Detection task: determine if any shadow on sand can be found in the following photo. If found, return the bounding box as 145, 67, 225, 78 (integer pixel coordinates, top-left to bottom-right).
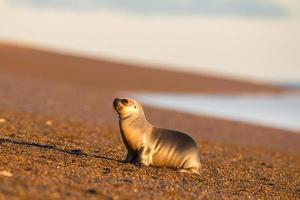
0, 138, 123, 163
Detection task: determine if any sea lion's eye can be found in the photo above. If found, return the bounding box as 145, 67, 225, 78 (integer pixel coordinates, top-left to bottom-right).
134, 106, 137, 109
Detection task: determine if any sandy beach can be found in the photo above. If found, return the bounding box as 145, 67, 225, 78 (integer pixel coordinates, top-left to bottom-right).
0, 42, 299, 199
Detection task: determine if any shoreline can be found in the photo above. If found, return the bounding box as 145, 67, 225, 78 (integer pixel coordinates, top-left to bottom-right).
0, 42, 299, 199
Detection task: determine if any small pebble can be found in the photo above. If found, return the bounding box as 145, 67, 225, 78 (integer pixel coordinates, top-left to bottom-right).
0, 118, 6, 123
102, 167, 111, 174
45, 120, 53, 126
0, 170, 12, 177
86, 189, 97, 194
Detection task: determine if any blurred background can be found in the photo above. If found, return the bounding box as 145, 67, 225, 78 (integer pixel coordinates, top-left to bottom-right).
0, 0, 299, 84
1, 2, 300, 198
0, 0, 300, 133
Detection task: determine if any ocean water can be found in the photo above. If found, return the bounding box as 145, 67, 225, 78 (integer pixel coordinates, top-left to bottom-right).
8, 0, 289, 17
132, 93, 300, 132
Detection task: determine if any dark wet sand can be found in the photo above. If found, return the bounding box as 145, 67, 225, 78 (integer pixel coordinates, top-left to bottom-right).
0, 42, 299, 199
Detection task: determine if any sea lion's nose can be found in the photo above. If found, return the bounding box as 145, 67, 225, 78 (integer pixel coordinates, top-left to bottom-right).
122, 99, 128, 104
113, 98, 121, 107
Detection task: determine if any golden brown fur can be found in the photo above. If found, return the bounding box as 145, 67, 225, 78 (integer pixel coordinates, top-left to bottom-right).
113, 98, 201, 175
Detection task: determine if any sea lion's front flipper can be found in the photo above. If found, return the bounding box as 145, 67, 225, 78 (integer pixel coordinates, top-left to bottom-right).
124, 151, 136, 163
136, 146, 152, 166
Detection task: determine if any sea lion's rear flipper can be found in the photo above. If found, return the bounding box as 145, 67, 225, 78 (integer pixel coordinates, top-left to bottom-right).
179, 167, 201, 175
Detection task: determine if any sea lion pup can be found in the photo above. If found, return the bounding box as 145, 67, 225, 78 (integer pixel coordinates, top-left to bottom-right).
113, 98, 201, 175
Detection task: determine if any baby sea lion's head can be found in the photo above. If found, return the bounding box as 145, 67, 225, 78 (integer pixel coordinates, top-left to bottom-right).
113, 98, 143, 119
